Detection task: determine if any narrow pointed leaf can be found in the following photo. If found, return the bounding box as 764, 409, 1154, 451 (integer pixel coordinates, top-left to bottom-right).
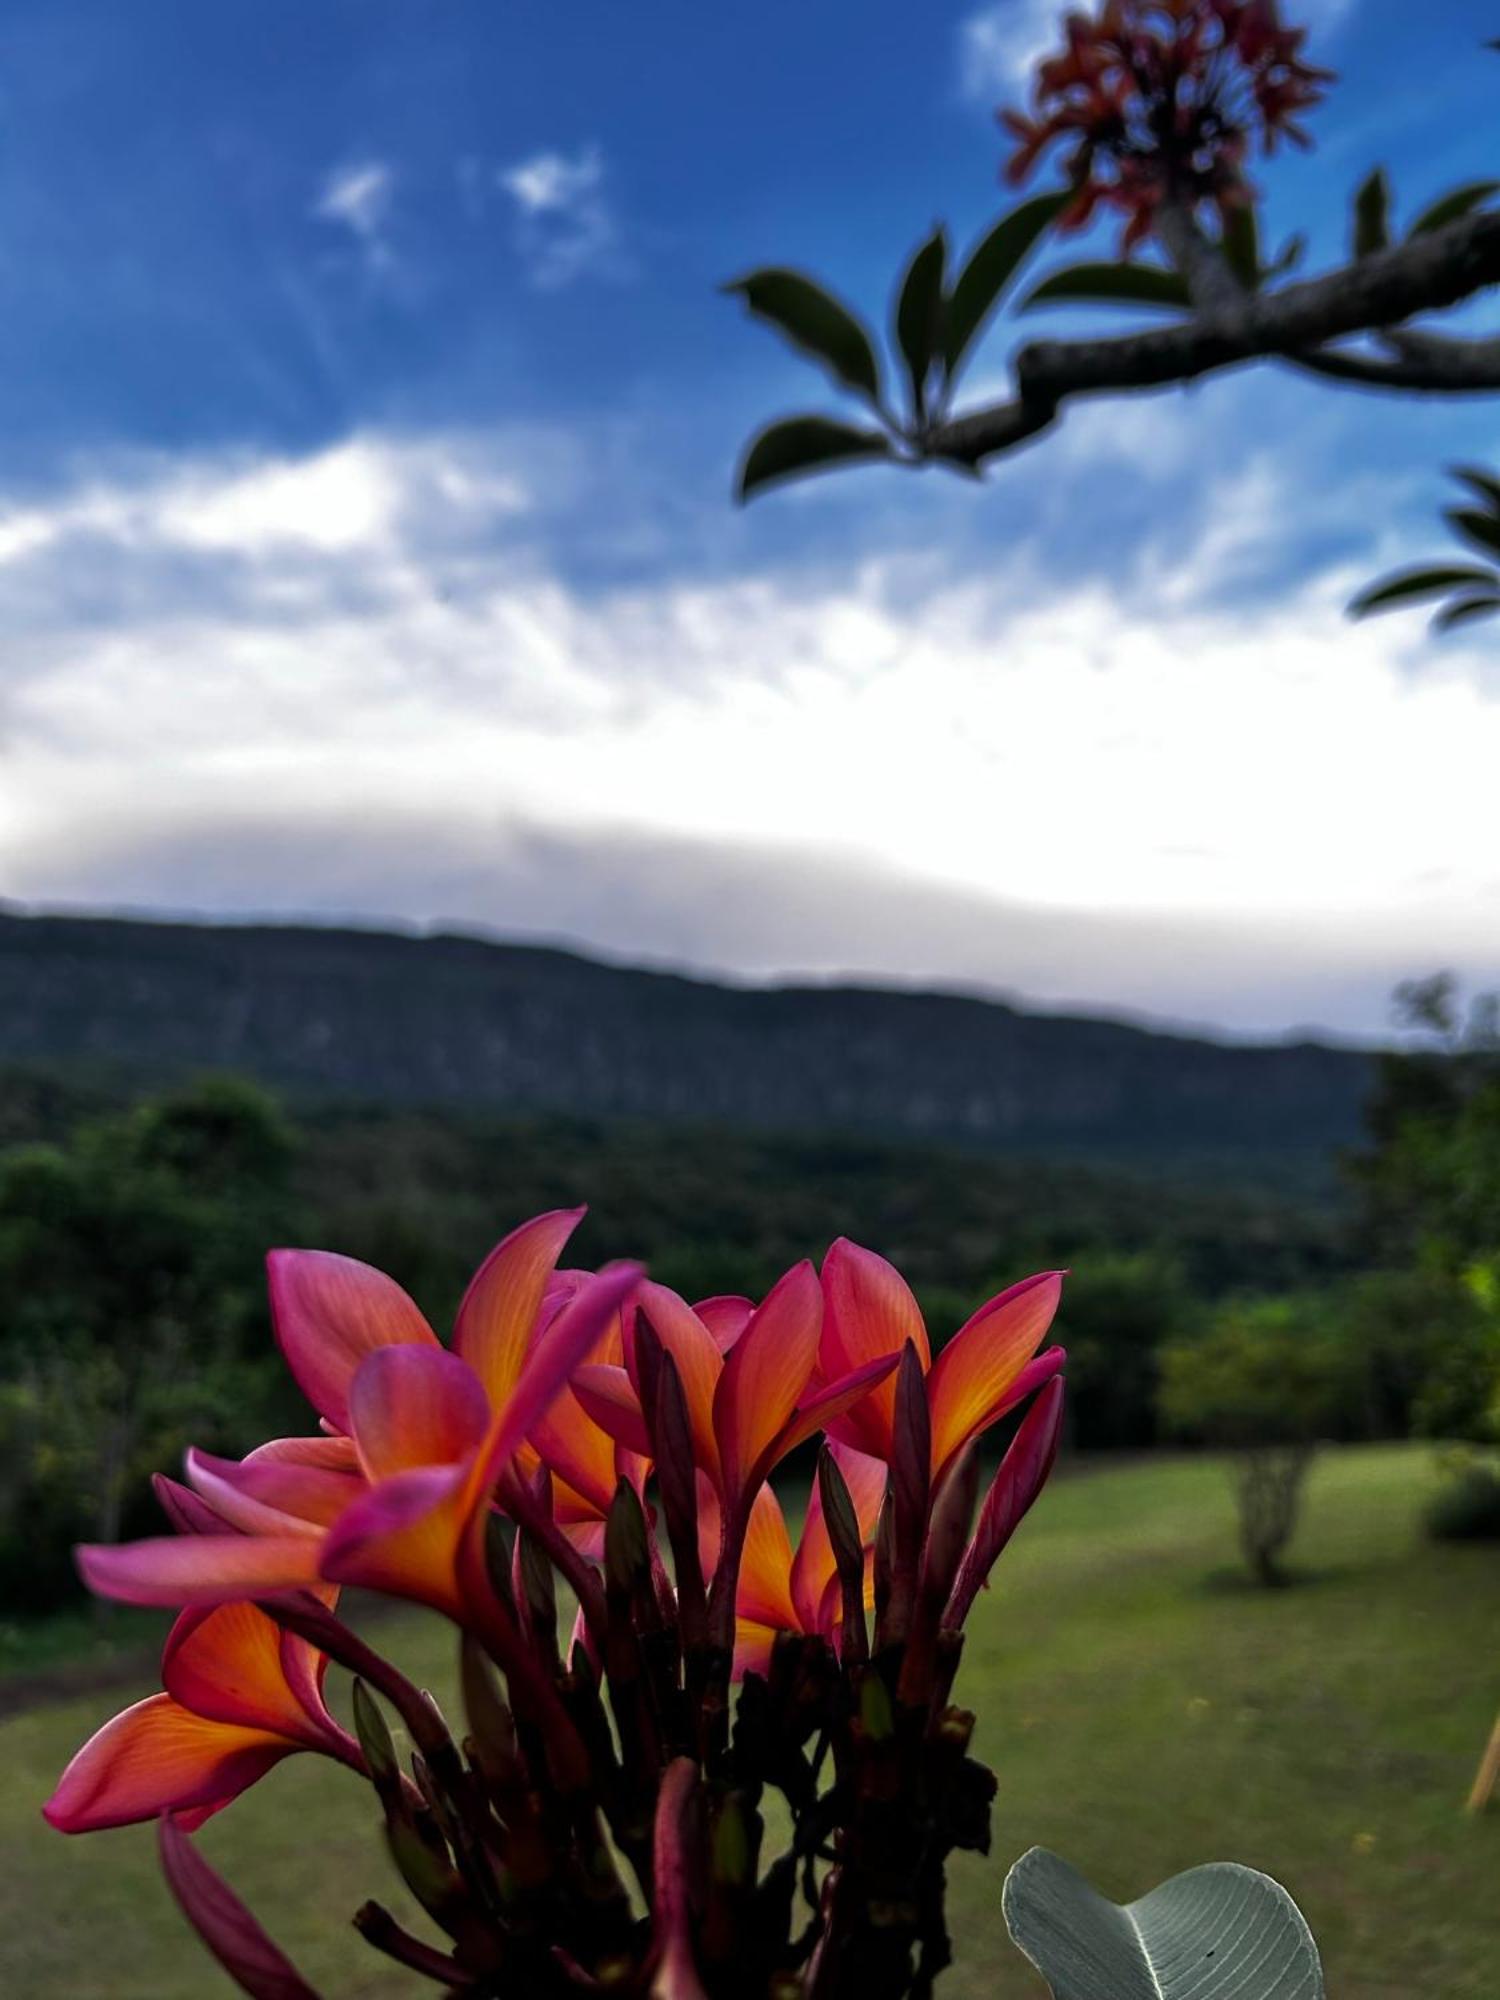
1352, 168, 1390, 259
1019, 262, 1191, 313
944, 190, 1071, 377
1002, 1846, 1324, 2000
350, 1680, 399, 1791
1349, 565, 1497, 616
1451, 464, 1500, 512
1409, 180, 1500, 237
1265, 232, 1306, 280
1220, 206, 1261, 291
1445, 506, 1500, 559
1433, 593, 1500, 631
895, 224, 947, 419
736, 415, 892, 501
723, 267, 883, 404
459, 1635, 521, 1787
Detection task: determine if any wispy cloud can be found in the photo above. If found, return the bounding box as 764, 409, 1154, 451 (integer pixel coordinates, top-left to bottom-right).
0, 437, 527, 576
958, 0, 1060, 101
498, 143, 630, 289
0, 425, 1496, 1038
314, 159, 398, 273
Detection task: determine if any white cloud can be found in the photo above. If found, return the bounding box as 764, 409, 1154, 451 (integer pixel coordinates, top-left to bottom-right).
0, 437, 528, 577
502, 148, 600, 219
0, 425, 1496, 1039
498, 144, 629, 289
314, 160, 397, 272
959, 0, 1065, 100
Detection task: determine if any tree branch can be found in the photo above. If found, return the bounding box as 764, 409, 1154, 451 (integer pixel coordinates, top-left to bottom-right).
1284, 341, 1500, 391
929, 208, 1500, 467
1152, 198, 1247, 321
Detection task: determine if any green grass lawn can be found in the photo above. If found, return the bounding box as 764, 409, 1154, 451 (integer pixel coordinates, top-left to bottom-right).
3, 1445, 1497, 1997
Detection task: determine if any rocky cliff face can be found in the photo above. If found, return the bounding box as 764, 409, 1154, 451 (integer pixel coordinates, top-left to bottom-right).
0, 909, 1372, 1164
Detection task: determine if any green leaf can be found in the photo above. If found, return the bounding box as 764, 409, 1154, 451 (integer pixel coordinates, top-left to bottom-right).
1353, 168, 1391, 259
1002, 1847, 1325, 2000
735, 416, 892, 502
1450, 463, 1500, 513
351, 1680, 400, 1792
1409, 180, 1500, 237
723, 268, 883, 407
943, 190, 1072, 379
1266, 232, 1306, 280
1220, 205, 1261, 291
1446, 506, 1500, 559
1019, 261, 1192, 313
1349, 565, 1499, 616
895, 225, 948, 422
1433, 593, 1500, 632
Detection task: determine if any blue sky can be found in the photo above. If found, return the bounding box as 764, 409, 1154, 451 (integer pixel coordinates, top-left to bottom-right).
1, 0, 1498, 1038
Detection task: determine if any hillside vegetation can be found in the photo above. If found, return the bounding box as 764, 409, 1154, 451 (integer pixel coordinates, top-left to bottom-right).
0, 909, 1371, 1169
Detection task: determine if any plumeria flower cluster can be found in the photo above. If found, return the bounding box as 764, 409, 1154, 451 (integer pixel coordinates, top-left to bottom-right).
1003, 0, 1333, 249
46, 1209, 1066, 2000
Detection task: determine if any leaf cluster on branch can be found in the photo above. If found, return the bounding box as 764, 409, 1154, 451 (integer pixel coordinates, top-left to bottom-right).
724, 3, 1500, 635
728, 180, 1500, 497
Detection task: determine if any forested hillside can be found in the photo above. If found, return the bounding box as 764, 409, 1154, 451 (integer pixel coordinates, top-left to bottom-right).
0, 909, 1373, 1170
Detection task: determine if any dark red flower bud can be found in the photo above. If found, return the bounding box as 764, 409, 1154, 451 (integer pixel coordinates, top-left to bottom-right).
945, 1376, 1066, 1631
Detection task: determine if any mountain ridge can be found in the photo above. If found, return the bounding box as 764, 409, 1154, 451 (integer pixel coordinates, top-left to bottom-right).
0, 907, 1376, 1166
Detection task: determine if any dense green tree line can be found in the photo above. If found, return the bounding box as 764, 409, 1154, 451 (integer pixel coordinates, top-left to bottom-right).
0, 1010, 1494, 1611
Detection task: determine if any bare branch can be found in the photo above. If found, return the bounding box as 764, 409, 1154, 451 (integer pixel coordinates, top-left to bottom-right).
1152, 199, 1247, 321
929, 208, 1500, 467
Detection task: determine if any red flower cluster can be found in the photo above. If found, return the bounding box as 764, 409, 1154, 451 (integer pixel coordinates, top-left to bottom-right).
1002, 1, 1334, 249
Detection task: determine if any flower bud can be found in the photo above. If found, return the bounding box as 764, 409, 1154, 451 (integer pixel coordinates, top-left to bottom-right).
351, 1679, 400, 1801
817, 1442, 870, 1663
605, 1477, 651, 1602
946, 1376, 1065, 1631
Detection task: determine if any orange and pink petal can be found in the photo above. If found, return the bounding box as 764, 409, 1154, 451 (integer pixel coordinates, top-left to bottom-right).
713, 1260, 821, 1502
159, 1816, 323, 1998
43, 1695, 294, 1833
736, 1484, 799, 1632
347, 1345, 489, 1482
268, 1248, 438, 1433
819, 1239, 931, 1458
452, 1207, 585, 1411
78, 1533, 323, 1609
926, 1271, 1064, 1477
